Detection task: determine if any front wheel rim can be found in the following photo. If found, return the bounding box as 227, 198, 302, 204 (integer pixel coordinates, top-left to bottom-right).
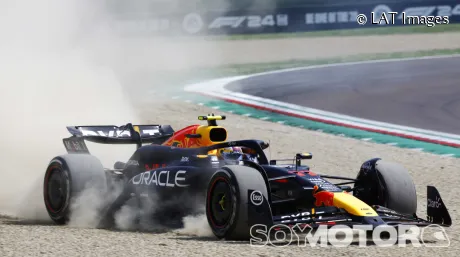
208, 177, 233, 229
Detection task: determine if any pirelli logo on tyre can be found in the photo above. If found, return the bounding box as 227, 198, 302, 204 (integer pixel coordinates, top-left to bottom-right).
249, 190, 264, 206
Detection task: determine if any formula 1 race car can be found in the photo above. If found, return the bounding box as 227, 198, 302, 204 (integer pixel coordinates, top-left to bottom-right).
43, 114, 452, 240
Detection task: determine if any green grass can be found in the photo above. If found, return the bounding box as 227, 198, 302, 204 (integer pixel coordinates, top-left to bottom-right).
197, 48, 460, 74
206, 23, 460, 41
146, 48, 460, 93
132, 47, 460, 99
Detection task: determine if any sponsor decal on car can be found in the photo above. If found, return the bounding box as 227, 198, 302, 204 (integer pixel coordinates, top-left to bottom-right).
250, 190, 264, 205
313, 185, 335, 207
80, 128, 159, 137
280, 211, 312, 223
428, 196, 442, 208
132, 170, 189, 187
126, 160, 139, 166
361, 161, 372, 171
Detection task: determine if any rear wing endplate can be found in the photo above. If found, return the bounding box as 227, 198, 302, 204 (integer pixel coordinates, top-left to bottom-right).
63, 123, 174, 154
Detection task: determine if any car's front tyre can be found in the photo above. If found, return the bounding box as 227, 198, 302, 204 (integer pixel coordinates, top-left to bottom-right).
354, 159, 417, 215
206, 165, 272, 240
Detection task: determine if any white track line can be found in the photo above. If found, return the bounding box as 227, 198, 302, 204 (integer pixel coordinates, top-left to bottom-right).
184, 55, 460, 147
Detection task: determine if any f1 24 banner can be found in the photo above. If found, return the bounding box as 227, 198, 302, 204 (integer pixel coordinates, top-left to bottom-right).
110, 1, 460, 35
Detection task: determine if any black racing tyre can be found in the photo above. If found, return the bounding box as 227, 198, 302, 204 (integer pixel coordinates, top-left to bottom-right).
206, 165, 271, 240
355, 159, 417, 215
43, 154, 107, 224
374, 160, 417, 215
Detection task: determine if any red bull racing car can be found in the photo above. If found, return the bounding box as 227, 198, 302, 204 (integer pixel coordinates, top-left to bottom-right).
43, 114, 452, 240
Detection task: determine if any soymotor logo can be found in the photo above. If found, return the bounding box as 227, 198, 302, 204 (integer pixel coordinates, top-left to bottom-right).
250, 224, 450, 247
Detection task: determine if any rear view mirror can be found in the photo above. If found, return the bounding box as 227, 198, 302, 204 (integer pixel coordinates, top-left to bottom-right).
295, 152, 312, 168
296, 153, 313, 160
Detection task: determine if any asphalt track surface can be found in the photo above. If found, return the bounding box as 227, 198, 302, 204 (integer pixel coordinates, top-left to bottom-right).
226, 56, 460, 135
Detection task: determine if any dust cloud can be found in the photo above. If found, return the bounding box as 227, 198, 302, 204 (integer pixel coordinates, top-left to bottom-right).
0, 0, 140, 220
175, 213, 215, 238
0, 0, 215, 221
0, 0, 276, 238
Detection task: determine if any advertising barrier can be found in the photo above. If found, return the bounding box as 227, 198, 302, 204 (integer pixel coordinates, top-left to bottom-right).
110, 1, 460, 35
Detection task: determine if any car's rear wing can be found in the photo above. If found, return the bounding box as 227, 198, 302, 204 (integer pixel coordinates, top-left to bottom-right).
63, 123, 174, 154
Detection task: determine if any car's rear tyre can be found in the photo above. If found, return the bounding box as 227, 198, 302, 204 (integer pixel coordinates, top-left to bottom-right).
206, 165, 272, 240
354, 159, 417, 215
43, 154, 107, 224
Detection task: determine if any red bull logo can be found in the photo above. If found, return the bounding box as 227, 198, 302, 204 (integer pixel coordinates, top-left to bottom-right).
313, 185, 335, 207
162, 125, 202, 148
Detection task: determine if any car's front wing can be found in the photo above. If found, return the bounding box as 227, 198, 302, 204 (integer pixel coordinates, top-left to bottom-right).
270, 205, 448, 231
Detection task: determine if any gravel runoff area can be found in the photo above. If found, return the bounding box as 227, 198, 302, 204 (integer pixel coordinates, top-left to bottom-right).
2, 33, 460, 256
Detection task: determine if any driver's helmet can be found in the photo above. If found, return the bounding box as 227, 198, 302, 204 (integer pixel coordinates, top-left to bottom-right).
218, 147, 258, 163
